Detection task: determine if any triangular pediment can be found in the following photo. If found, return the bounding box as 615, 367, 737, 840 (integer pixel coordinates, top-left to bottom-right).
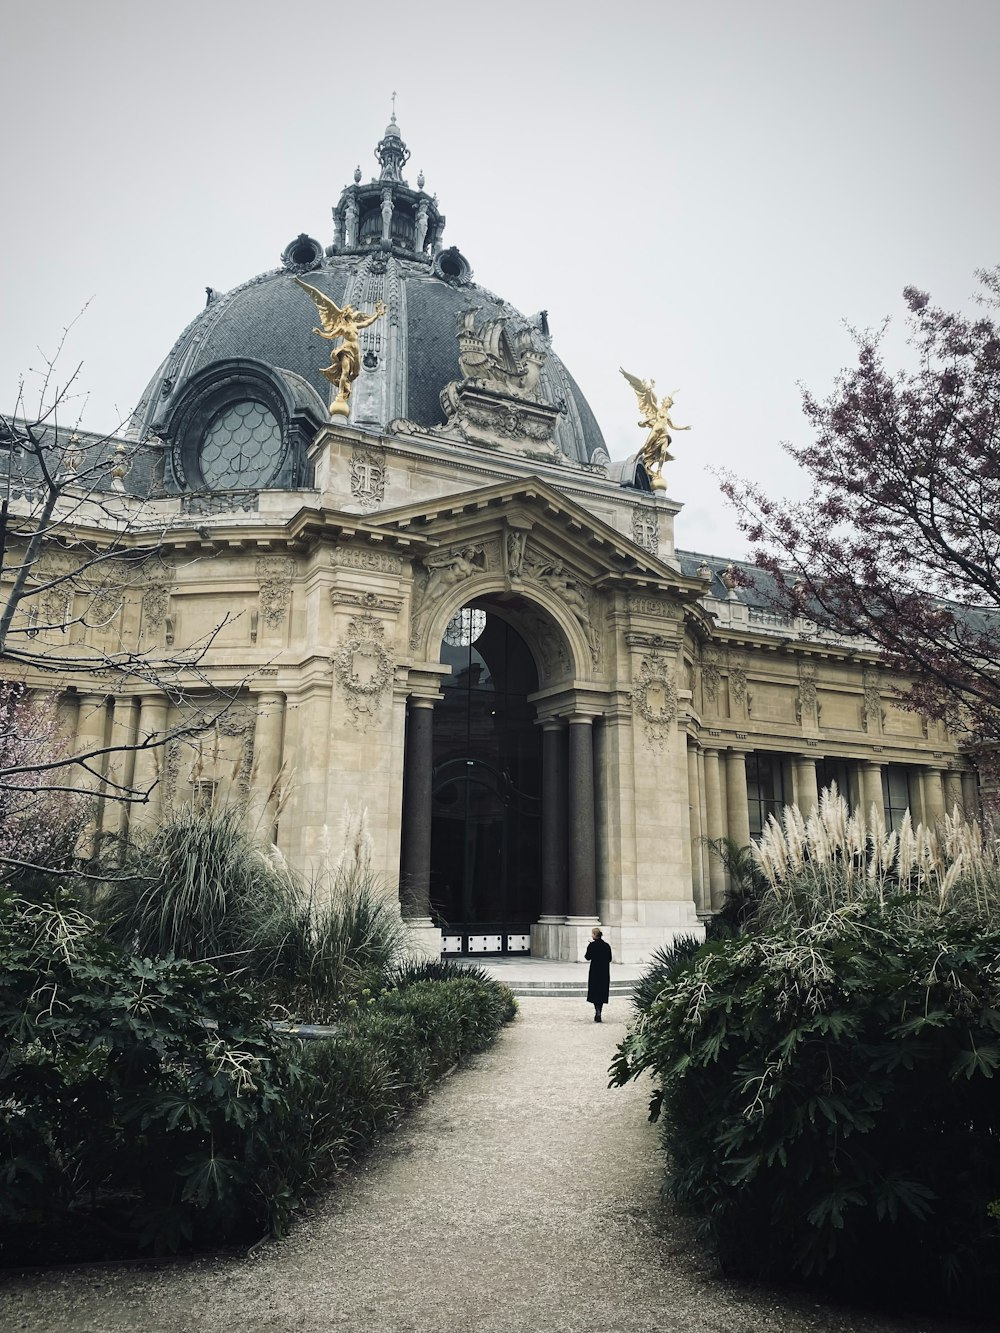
367, 475, 701, 595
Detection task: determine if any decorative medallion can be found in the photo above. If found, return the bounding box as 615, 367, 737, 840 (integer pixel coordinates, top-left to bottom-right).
631, 655, 679, 748
349, 445, 386, 511
332, 613, 394, 731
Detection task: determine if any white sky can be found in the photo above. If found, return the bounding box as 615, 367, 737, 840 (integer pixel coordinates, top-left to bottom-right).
2, 0, 998, 557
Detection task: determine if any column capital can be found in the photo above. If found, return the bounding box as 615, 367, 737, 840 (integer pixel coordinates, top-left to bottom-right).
408, 694, 439, 711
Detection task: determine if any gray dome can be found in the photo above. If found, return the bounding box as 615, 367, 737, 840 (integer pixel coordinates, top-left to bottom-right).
134, 119, 607, 476
135, 254, 607, 466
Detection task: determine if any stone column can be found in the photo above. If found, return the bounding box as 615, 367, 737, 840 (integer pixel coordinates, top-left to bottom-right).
703, 747, 726, 910
73, 693, 108, 858
859, 760, 884, 821
567, 715, 598, 921
130, 693, 169, 833
944, 769, 964, 816
793, 754, 819, 816
248, 691, 285, 843
399, 698, 435, 922
102, 696, 137, 854
961, 772, 980, 819
923, 767, 946, 826
725, 748, 752, 850
539, 719, 567, 920
686, 743, 706, 914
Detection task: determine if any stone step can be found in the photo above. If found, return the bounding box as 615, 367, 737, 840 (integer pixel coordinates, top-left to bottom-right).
505, 981, 636, 999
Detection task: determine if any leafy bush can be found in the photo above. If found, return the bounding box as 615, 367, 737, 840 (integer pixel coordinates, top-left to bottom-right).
1, 890, 516, 1265
612, 898, 1000, 1312
291, 975, 515, 1193
0, 890, 309, 1263
631, 934, 703, 1015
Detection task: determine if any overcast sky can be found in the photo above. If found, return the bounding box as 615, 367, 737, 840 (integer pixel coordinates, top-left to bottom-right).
2, 0, 998, 557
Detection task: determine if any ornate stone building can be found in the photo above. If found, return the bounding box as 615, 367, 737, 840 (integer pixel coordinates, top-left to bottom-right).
4, 116, 976, 961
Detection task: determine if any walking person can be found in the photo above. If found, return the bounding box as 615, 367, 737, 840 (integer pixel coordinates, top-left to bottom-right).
585, 926, 612, 1022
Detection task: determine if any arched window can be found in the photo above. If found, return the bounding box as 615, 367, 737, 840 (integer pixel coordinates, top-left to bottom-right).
199, 400, 283, 489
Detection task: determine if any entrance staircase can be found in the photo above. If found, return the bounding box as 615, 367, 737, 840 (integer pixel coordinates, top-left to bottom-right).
481, 958, 642, 1000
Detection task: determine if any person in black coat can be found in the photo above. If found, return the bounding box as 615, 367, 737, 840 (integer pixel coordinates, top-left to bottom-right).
585, 926, 612, 1022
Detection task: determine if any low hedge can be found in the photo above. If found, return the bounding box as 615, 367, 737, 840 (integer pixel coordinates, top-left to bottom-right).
0, 892, 516, 1264
612, 901, 1000, 1314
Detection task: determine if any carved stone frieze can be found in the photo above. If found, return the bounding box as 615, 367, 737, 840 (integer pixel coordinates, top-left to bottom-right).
349, 444, 386, 512
332, 613, 394, 732
522, 551, 601, 671
522, 610, 571, 682
630, 508, 660, 556
256, 557, 294, 628
630, 654, 679, 748
504, 524, 530, 582
410, 544, 487, 651
332, 546, 402, 574
628, 596, 681, 621
330, 588, 403, 613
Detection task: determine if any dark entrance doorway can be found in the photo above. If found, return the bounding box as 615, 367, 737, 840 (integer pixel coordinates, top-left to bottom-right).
431, 605, 541, 954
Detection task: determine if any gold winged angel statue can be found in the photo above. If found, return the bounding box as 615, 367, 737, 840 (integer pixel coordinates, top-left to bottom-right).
295, 277, 387, 417
620, 368, 690, 491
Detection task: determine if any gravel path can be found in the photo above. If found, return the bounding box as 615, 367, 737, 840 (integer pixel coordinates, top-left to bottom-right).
0, 998, 986, 1333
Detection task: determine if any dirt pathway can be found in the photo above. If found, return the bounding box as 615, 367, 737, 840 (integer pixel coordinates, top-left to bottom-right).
0, 998, 984, 1332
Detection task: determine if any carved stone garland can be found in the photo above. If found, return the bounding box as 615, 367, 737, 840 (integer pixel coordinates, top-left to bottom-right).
701, 647, 721, 704
256, 557, 294, 629
728, 651, 748, 707
333, 613, 394, 732
796, 661, 818, 724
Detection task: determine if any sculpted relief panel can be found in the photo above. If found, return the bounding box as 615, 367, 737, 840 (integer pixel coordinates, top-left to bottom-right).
630, 653, 679, 749
333, 613, 394, 732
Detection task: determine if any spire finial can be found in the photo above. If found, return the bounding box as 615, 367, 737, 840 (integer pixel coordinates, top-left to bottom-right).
391, 90, 397, 123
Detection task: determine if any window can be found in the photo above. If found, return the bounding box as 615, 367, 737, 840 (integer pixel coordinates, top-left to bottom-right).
746, 752, 787, 838
881, 765, 913, 831
199, 400, 283, 489
815, 759, 853, 810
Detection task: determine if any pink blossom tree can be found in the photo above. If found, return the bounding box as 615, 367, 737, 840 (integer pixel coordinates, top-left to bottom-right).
721, 268, 1000, 759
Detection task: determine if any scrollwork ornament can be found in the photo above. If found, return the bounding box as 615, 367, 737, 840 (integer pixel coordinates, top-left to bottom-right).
701, 647, 721, 703
797, 661, 818, 723
728, 652, 748, 706
256, 557, 294, 628
630, 656, 679, 748
332, 613, 394, 732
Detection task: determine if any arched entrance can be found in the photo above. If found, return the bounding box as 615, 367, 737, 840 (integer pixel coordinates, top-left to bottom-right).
431, 605, 541, 953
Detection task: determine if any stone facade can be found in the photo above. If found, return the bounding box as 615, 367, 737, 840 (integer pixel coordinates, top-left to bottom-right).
1, 117, 976, 964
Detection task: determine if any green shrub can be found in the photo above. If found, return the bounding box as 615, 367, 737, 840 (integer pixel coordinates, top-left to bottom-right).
612, 898, 1000, 1311
294, 975, 514, 1191
99, 809, 408, 1020
99, 804, 300, 970
0, 890, 309, 1263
